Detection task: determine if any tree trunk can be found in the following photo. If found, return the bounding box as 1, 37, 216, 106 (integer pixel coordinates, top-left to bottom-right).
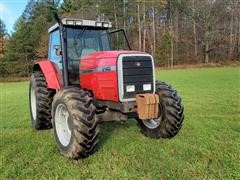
113, 2, 118, 29
137, 3, 141, 51
229, 1, 234, 60
192, 0, 198, 58
152, 7, 156, 57
238, 8, 240, 57
151, 40, 154, 56
235, 1, 240, 59
171, 33, 174, 67
143, 1, 146, 52
193, 21, 197, 57
175, 9, 179, 63
113, 2, 119, 44
205, 31, 209, 63
170, 8, 174, 68
167, 57, 170, 68
123, 0, 126, 31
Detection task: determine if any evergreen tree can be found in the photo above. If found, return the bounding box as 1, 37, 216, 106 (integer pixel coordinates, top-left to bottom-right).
0, 19, 8, 38
3, 0, 60, 76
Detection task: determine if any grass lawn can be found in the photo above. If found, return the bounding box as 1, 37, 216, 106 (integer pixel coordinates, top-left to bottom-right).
1, 67, 240, 179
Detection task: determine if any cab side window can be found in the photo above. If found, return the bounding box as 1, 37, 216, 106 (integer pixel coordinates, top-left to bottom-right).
49, 30, 62, 69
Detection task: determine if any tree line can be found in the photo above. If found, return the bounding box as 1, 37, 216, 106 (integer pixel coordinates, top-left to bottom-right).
0, 0, 239, 77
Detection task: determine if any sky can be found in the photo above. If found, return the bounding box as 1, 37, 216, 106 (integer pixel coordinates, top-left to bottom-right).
0, 0, 28, 34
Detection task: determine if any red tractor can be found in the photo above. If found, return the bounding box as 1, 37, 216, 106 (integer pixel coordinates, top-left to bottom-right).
29, 15, 184, 159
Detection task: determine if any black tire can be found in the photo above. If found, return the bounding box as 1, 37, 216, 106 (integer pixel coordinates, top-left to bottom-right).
137, 80, 184, 138
29, 71, 55, 130
51, 87, 99, 159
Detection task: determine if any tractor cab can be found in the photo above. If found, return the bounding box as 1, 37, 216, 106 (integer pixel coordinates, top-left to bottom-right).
48, 18, 130, 85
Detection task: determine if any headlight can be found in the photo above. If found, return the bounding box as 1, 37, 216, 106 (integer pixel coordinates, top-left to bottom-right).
143, 84, 151, 91
126, 85, 135, 92
66, 20, 74, 25
75, 20, 82, 25
95, 22, 102, 27
103, 22, 109, 27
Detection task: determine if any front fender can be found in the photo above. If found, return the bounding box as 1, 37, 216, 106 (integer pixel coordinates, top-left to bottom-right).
33, 60, 63, 90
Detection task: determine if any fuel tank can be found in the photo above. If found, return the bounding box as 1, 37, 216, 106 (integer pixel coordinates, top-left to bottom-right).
80, 50, 144, 102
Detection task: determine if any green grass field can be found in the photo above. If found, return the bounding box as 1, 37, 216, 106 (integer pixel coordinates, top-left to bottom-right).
1, 67, 240, 179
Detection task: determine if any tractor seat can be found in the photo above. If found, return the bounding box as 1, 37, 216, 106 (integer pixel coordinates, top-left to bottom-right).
81, 48, 96, 57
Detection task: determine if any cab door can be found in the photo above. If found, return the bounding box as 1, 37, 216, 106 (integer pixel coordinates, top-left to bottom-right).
48, 29, 63, 70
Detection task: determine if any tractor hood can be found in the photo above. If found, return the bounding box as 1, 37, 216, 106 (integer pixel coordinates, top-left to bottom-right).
80, 50, 146, 71
80, 50, 154, 102
81, 50, 145, 60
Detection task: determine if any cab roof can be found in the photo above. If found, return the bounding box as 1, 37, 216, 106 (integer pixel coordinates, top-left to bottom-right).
48, 18, 112, 33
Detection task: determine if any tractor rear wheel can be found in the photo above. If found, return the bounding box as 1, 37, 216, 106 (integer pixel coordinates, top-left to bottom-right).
136, 80, 184, 138
52, 87, 99, 159
29, 71, 55, 130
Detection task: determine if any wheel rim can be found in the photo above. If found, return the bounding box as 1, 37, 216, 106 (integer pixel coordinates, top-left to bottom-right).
30, 85, 37, 121
142, 105, 163, 129
142, 119, 162, 129
55, 104, 72, 147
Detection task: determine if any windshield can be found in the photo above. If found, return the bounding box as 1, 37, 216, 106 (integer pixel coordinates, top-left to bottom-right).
66, 27, 111, 59
66, 27, 111, 85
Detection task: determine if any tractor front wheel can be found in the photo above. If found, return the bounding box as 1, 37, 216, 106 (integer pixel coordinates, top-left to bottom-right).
136, 81, 184, 138
52, 87, 99, 159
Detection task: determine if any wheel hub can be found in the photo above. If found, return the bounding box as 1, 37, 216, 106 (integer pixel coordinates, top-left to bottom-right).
142, 104, 163, 129
55, 104, 72, 146
142, 119, 161, 129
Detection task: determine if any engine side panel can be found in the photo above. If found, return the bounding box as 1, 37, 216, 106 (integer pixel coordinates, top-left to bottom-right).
34, 60, 63, 90
80, 56, 118, 102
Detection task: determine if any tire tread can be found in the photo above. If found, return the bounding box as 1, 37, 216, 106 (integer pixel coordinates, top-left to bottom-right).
30, 71, 55, 130
52, 87, 99, 159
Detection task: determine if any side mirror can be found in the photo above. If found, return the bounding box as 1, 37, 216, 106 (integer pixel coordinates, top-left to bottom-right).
53, 45, 62, 56
53, 45, 61, 50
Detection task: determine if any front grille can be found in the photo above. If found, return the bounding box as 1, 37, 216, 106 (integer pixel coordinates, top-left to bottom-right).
120, 55, 154, 100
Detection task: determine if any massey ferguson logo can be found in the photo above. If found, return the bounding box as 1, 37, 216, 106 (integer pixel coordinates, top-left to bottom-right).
136, 62, 141, 67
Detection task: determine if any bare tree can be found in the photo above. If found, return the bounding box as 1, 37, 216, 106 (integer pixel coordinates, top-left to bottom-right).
137, 2, 141, 51
238, 5, 240, 57
229, 0, 234, 59
113, 1, 118, 29
143, 1, 146, 52
123, 0, 126, 31
192, 0, 198, 58
152, 6, 156, 57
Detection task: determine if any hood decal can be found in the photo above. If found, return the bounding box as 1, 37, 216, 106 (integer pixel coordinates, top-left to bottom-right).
80, 66, 116, 74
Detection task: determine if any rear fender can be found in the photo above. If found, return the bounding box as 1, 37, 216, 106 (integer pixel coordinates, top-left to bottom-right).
33, 60, 63, 90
